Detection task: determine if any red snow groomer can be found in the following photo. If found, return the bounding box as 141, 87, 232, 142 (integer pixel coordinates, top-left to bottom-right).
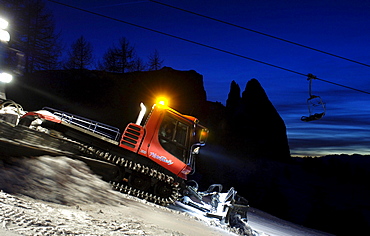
18, 98, 208, 205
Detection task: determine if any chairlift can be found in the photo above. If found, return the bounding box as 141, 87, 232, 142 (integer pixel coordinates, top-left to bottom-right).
301, 74, 326, 122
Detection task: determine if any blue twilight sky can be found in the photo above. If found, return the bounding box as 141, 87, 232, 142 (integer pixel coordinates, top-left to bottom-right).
44, 0, 370, 156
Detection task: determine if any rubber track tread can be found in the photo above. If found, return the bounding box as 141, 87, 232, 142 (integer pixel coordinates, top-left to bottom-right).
81, 145, 181, 205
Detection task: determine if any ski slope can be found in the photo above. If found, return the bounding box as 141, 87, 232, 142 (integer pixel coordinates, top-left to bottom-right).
0, 155, 333, 236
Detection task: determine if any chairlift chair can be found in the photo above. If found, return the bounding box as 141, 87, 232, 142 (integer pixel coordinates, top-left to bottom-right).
301, 74, 326, 122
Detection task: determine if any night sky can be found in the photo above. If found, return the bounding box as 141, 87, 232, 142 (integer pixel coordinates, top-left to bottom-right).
44, 0, 370, 156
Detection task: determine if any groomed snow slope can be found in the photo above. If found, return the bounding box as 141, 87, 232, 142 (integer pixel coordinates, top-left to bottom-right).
0, 156, 332, 236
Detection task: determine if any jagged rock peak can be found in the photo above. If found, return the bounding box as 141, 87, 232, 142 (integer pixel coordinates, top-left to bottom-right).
226, 80, 241, 110
225, 78, 291, 160
242, 78, 269, 103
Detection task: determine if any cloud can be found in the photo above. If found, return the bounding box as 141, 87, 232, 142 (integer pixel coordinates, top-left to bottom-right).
275, 80, 370, 156
288, 123, 370, 156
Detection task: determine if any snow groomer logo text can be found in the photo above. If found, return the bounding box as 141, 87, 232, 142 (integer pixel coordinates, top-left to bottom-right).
149, 152, 174, 165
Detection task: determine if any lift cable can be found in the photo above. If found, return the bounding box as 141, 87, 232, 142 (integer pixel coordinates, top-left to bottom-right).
47, 0, 370, 95
149, 0, 370, 68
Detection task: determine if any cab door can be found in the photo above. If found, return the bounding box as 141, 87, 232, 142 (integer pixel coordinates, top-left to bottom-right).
146, 111, 191, 175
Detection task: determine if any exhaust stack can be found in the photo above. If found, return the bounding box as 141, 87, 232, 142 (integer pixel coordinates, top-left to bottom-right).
135, 102, 147, 125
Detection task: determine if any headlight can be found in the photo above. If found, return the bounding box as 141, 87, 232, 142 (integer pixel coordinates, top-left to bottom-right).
0, 72, 12, 83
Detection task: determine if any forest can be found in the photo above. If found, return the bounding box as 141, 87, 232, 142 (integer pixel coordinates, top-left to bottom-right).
0, 0, 164, 75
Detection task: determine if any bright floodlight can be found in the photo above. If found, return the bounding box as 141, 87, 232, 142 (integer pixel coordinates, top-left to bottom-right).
0, 18, 9, 42
0, 18, 8, 29
0, 29, 10, 42
0, 72, 13, 83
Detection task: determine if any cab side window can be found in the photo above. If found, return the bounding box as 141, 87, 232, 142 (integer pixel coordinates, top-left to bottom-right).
174, 122, 188, 146
159, 114, 189, 161
160, 116, 176, 141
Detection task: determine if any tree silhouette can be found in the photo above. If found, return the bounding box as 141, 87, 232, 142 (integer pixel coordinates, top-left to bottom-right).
64, 36, 93, 70
1, 0, 61, 73
100, 37, 136, 73
132, 56, 146, 71
147, 49, 164, 71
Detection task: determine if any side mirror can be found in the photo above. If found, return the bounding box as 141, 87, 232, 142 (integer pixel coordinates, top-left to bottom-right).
199, 128, 209, 144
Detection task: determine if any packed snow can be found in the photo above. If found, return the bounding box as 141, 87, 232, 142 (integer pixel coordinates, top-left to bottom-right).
0, 155, 332, 236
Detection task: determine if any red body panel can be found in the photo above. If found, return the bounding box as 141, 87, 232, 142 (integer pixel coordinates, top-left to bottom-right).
119, 123, 145, 153
130, 105, 191, 179
22, 111, 62, 123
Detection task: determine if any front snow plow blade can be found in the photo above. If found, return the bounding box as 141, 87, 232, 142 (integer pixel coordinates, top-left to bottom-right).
179, 181, 249, 228
224, 196, 249, 225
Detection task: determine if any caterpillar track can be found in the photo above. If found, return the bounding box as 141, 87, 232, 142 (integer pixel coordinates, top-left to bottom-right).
79, 144, 182, 206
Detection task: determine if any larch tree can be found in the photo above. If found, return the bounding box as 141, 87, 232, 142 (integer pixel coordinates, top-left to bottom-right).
132, 56, 146, 72
65, 36, 94, 70
0, 0, 61, 73
100, 37, 136, 73
147, 49, 164, 71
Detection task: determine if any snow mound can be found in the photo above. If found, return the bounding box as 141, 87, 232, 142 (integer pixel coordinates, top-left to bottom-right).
0, 155, 124, 205
0, 191, 147, 236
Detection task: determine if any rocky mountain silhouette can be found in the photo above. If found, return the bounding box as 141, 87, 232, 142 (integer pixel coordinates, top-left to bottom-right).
225, 79, 290, 160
